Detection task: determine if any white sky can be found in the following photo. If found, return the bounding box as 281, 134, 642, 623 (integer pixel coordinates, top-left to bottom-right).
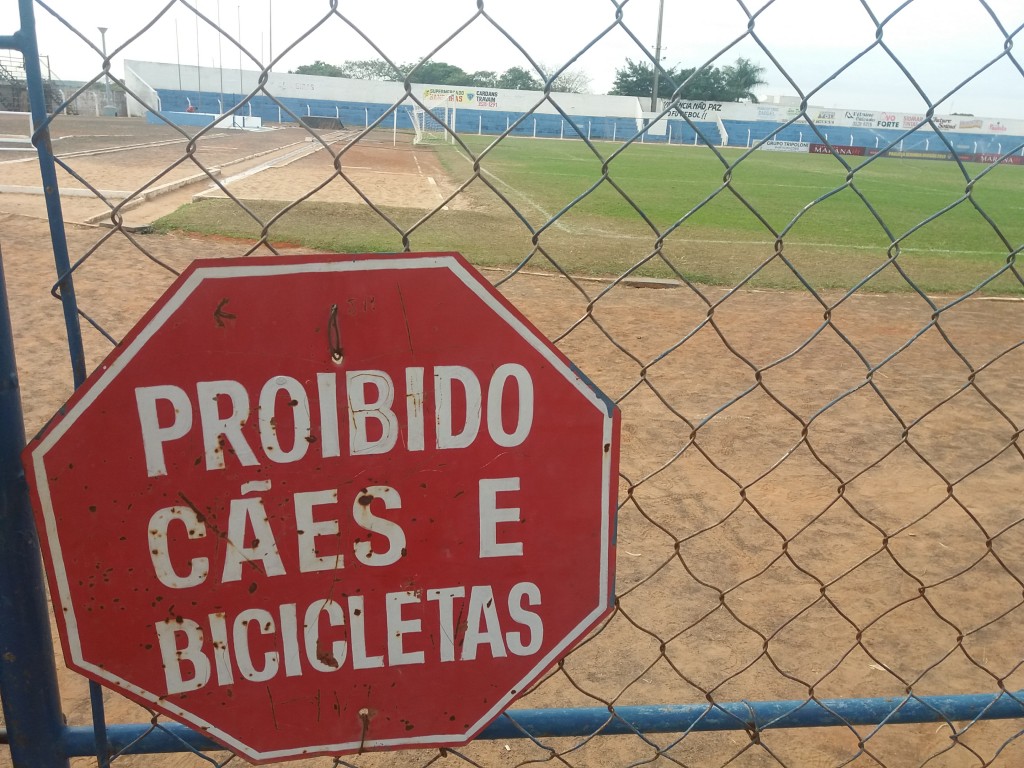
4, 0, 1024, 119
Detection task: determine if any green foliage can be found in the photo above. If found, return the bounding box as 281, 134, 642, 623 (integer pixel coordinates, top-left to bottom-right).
547, 66, 592, 94
610, 58, 682, 99
288, 59, 589, 92
496, 66, 543, 90
719, 58, 768, 102
337, 58, 402, 81
610, 56, 767, 103
291, 59, 401, 80
409, 61, 474, 85
290, 60, 348, 78
468, 70, 499, 88
671, 66, 726, 101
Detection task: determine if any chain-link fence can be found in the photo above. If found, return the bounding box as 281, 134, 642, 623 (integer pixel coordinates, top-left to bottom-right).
3, 0, 1024, 765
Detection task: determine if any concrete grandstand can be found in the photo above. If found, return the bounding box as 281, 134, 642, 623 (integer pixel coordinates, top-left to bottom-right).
124, 59, 1024, 157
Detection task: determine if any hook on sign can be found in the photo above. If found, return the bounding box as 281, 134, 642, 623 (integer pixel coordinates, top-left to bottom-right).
328, 304, 343, 363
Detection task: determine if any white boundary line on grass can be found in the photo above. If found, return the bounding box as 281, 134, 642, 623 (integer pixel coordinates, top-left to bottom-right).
449, 144, 572, 233
409, 147, 450, 210
577, 228, 1017, 256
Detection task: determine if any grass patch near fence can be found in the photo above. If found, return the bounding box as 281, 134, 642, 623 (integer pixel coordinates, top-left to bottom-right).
153, 136, 1024, 296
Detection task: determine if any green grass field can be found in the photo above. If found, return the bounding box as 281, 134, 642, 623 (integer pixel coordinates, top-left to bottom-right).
154, 134, 1024, 295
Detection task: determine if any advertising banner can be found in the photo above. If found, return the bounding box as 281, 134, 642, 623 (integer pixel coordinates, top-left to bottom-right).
667, 101, 725, 120
759, 140, 810, 153
969, 153, 1024, 165
809, 143, 866, 156
421, 88, 499, 108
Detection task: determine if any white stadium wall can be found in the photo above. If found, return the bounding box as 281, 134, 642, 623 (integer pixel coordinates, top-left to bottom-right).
124, 60, 645, 119
123, 59, 1024, 151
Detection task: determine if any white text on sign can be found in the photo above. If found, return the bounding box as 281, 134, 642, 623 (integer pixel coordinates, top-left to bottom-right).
149, 482, 540, 693
134, 366, 545, 695
156, 583, 544, 693
135, 365, 535, 477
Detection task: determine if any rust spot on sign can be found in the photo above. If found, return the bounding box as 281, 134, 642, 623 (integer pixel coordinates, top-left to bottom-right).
316, 641, 339, 668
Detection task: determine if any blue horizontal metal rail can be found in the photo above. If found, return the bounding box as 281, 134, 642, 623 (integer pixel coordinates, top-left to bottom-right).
57, 692, 1024, 756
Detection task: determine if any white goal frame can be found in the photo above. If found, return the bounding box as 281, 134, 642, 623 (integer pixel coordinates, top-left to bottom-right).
0, 110, 33, 149
410, 104, 456, 145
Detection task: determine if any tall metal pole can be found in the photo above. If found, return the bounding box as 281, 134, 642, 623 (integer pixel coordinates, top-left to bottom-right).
98, 26, 111, 107
175, 19, 182, 90
195, 6, 202, 110
237, 4, 242, 106
216, 0, 223, 113
0, 248, 71, 768
268, 0, 273, 63
650, 0, 665, 112
0, 249, 72, 768
0, 5, 82, 763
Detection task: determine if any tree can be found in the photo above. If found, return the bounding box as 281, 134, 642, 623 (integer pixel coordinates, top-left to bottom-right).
609, 58, 682, 100
469, 70, 499, 88
720, 58, 767, 103
338, 58, 402, 81
546, 66, 592, 94
609, 56, 767, 103
290, 60, 348, 78
287, 58, 595, 92
407, 61, 477, 85
673, 66, 726, 101
496, 66, 543, 90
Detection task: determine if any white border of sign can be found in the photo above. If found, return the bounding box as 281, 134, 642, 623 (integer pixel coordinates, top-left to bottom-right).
29, 254, 616, 761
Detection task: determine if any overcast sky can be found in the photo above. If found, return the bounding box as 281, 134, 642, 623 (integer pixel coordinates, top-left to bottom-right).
4, 0, 1023, 119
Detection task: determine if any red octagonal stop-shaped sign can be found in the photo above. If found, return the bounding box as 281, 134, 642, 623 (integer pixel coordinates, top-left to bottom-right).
23, 253, 618, 762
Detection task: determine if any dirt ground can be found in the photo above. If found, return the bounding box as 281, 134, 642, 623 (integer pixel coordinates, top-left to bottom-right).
0, 114, 468, 226
3, 116, 1024, 768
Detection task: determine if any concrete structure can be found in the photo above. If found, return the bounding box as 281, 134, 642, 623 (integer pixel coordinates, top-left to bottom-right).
124, 60, 1024, 155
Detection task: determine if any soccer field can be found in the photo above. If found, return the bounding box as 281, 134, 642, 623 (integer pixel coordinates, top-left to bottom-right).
9, 116, 1024, 768
452, 136, 1024, 248
154, 132, 1024, 295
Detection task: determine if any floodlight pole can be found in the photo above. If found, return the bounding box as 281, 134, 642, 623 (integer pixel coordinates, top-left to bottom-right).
175, 19, 182, 90
97, 26, 111, 107
195, 10, 202, 108
650, 0, 664, 113
237, 4, 242, 105
217, 0, 223, 113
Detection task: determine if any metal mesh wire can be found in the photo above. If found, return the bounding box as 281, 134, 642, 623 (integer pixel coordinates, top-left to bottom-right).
6, 0, 1024, 765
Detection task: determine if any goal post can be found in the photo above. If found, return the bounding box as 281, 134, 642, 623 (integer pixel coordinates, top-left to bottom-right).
411, 104, 455, 145
0, 110, 34, 149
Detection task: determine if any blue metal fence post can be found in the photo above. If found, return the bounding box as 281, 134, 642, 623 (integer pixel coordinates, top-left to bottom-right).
0, 247, 69, 767
0, 2, 89, 764
16, 0, 87, 388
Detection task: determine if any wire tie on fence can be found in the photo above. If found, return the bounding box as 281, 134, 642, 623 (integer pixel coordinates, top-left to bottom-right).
741, 700, 760, 743
328, 303, 343, 362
